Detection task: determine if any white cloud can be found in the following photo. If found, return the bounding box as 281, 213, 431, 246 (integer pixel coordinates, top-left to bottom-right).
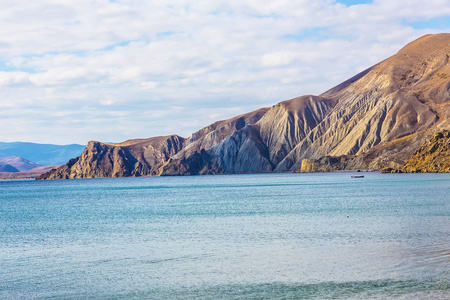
0, 0, 449, 145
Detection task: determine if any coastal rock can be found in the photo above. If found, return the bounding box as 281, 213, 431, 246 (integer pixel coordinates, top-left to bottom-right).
299, 157, 353, 173
394, 130, 450, 173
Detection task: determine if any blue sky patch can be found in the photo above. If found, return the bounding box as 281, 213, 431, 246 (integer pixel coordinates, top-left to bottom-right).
282, 27, 329, 41
406, 16, 450, 29
157, 31, 178, 37
336, 0, 372, 6
101, 40, 134, 51
0, 61, 38, 73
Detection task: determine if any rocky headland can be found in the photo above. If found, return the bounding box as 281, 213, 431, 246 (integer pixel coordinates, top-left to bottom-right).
38, 33, 450, 179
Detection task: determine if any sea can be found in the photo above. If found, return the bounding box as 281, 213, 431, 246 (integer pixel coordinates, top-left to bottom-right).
0, 172, 449, 299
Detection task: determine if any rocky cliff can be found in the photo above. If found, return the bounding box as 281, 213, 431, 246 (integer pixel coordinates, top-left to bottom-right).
382, 130, 450, 173
37, 135, 184, 179
39, 33, 450, 179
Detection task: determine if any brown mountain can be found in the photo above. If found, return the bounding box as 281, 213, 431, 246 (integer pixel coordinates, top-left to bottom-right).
294, 33, 450, 172
38, 33, 450, 180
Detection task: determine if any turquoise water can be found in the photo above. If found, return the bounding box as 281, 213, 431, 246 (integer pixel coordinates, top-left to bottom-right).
1, 172, 449, 299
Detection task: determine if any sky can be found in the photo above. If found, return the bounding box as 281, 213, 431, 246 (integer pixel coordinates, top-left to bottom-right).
1, 0, 450, 145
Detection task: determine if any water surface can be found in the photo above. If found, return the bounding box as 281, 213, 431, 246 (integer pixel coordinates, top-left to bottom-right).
1, 173, 449, 299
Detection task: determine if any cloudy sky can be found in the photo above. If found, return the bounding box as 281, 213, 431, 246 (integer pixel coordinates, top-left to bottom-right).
1, 0, 449, 145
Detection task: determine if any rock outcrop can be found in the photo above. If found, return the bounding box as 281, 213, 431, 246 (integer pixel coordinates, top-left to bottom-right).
39, 33, 450, 179
383, 130, 450, 173
299, 156, 356, 173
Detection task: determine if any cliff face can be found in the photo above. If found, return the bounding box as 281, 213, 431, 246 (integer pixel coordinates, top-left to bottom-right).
396, 130, 450, 173
38, 135, 184, 179
39, 33, 450, 179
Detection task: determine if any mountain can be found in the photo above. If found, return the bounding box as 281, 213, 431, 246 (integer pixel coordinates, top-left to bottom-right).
0, 142, 85, 165
0, 156, 61, 179
0, 156, 41, 172
0, 164, 20, 172
38, 33, 450, 180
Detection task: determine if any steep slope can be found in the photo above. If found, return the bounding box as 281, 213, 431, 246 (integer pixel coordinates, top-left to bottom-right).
258, 96, 337, 167
171, 107, 269, 160
39, 33, 450, 179
163, 34, 450, 175
38, 135, 185, 179
395, 130, 450, 173
278, 33, 450, 171
162, 96, 335, 175
39, 108, 271, 179
160, 95, 336, 175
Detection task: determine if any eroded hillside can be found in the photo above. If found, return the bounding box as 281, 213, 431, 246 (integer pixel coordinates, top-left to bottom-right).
39, 33, 450, 179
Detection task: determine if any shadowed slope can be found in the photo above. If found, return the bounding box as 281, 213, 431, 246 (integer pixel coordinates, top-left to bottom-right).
160, 95, 336, 175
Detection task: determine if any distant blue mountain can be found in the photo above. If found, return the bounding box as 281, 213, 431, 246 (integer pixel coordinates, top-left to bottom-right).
0, 163, 20, 172
0, 142, 86, 165
0, 156, 41, 171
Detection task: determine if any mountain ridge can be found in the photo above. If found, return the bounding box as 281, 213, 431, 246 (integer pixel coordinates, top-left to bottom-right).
0, 156, 41, 172
38, 33, 450, 179
0, 142, 85, 165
